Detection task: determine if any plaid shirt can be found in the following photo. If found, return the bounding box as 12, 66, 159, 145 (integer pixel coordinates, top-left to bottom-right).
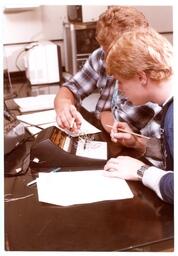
112, 82, 163, 168
63, 48, 164, 167
111, 82, 162, 137
63, 48, 115, 119
63, 48, 162, 137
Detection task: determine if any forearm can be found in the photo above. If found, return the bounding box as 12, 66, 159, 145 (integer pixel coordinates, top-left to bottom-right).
54, 87, 76, 113
121, 139, 147, 159
100, 111, 114, 132
142, 167, 173, 203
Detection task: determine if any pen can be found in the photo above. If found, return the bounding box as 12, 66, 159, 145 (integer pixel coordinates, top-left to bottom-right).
27, 178, 39, 187
83, 139, 87, 150
69, 117, 75, 130
26, 167, 61, 187
50, 167, 61, 172
70, 118, 75, 130
105, 124, 150, 140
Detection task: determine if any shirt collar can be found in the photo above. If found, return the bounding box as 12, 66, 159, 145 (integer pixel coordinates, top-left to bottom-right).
162, 94, 173, 107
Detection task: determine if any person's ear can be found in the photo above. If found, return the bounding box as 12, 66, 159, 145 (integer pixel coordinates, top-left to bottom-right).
137, 71, 148, 86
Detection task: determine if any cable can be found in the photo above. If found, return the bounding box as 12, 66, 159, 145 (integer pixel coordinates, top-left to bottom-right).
5, 193, 34, 203
14, 81, 26, 96
15, 49, 26, 71
3, 49, 16, 98
15, 43, 38, 71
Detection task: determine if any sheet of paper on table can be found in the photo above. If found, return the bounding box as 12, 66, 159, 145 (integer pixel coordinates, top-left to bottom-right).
14, 94, 56, 112
17, 109, 101, 135
37, 170, 134, 206
76, 140, 107, 160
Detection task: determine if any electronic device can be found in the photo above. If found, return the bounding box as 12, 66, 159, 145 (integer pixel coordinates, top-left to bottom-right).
4, 105, 31, 176
24, 41, 62, 85
67, 5, 82, 22
30, 126, 107, 171
63, 22, 99, 74
4, 107, 26, 155
4, 138, 31, 177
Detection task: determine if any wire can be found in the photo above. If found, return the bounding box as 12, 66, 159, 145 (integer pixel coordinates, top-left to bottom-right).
15, 43, 38, 71
15, 49, 26, 71
13, 81, 26, 97
5, 193, 34, 203
18, 119, 45, 131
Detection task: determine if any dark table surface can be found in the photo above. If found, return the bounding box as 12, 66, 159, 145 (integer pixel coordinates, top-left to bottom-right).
4, 116, 174, 252
5, 170, 173, 252
4, 147, 174, 251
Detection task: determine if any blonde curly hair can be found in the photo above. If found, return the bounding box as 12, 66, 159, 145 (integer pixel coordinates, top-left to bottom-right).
106, 28, 173, 81
96, 6, 149, 52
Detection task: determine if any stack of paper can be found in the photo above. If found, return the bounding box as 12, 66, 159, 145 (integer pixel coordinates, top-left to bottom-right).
14, 94, 56, 113
17, 109, 101, 135
37, 170, 134, 206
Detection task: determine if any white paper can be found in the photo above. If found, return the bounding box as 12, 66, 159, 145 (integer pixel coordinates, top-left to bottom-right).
17, 110, 100, 135
17, 109, 56, 126
80, 118, 100, 134
76, 140, 107, 160
14, 94, 56, 112
37, 170, 134, 206
22, 122, 58, 135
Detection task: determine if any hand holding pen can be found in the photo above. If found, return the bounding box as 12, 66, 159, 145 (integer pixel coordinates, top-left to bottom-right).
56, 104, 82, 132
105, 121, 148, 150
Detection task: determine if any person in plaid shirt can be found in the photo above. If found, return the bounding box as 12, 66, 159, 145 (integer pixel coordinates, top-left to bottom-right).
54, 6, 163, 166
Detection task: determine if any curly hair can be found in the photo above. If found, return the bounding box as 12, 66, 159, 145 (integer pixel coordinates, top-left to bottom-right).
96, 6, 149, 52
106, 28, 173, 81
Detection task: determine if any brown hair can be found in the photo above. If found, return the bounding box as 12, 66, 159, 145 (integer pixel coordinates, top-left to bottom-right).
106, 28, 173, 81
96, 6, 149, 52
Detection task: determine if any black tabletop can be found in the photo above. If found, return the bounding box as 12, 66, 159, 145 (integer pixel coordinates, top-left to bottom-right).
4, 131, 174, 252
5, 170, 173, 251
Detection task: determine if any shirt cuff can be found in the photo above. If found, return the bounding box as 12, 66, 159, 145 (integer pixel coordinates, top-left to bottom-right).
142, 166, 173, 200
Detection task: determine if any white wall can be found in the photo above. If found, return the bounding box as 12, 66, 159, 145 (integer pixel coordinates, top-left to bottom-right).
82, 5, 107, 22
3, 8, 43, 44
3, 5, 68, 72
41, 5, 68, 40
3, 5, 173, 72
136, 6, 173, 44
136, 6, 172, 33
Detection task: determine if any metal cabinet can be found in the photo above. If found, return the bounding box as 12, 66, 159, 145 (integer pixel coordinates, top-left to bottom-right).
63, 22, 99, 75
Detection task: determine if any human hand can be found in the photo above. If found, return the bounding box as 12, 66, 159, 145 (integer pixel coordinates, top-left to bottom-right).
110, 121, 146, 150
104, 156, 146, 181
56, 103, 83, 132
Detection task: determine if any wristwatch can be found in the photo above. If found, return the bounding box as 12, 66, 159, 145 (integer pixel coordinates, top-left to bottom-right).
137, 165, 149, 181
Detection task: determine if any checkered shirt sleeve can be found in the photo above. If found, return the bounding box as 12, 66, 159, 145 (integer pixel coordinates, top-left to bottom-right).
62, 48, 116, 118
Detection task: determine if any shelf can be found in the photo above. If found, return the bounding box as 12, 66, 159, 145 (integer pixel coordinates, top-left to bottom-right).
4, 6, 39, 13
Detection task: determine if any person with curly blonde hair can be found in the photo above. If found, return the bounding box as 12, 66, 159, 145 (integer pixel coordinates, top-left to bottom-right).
54, 6, 165, 165
105, 28, 173, 203
54, 6, 158, 136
